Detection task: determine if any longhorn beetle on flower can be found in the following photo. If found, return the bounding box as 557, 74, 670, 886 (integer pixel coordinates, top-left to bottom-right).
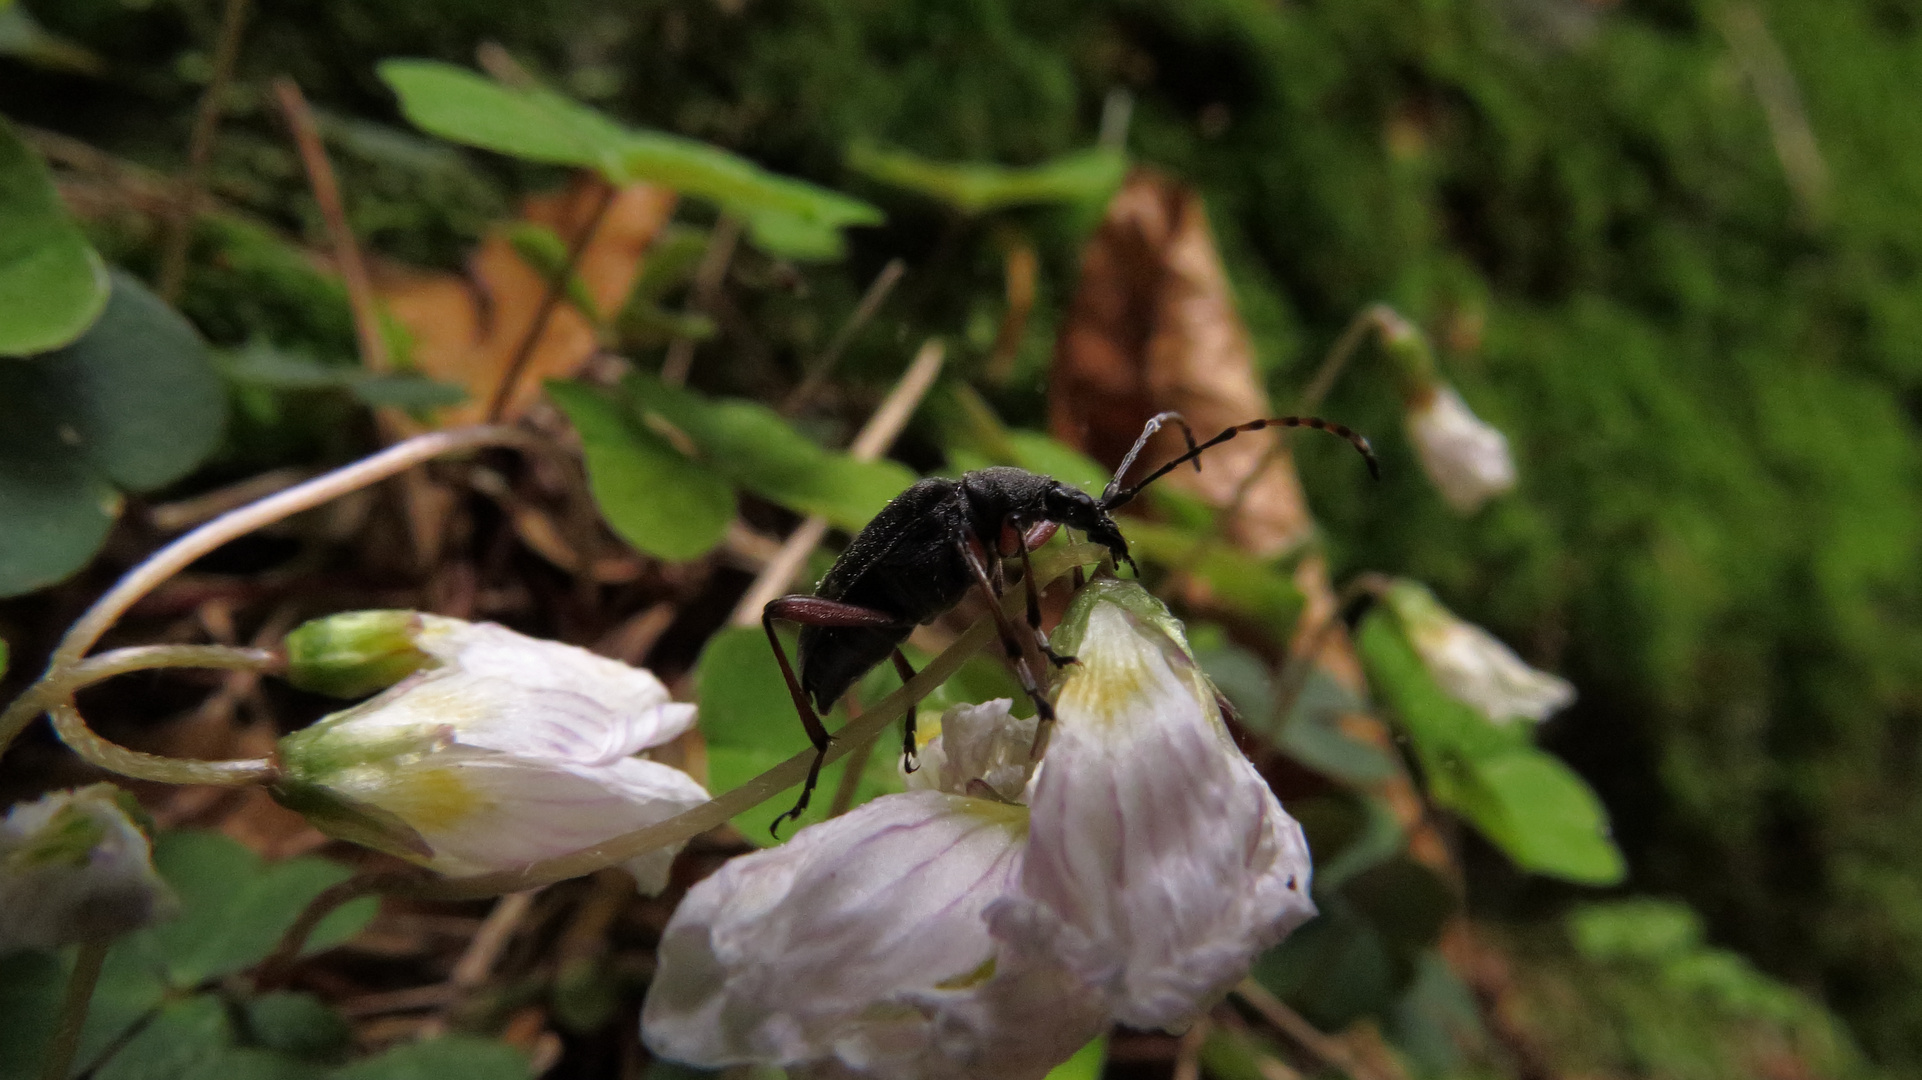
760, 412, 1378, 832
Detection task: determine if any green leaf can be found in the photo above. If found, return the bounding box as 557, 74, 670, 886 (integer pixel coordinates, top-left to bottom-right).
137, 831, 377, 986
693, 627, 902, 843
0, 272, 227, 596
0, 117, 107, 355
242, 993, 351, 1061
546, 380, 734, 561
1450, 749, 1627, 885
0, 6, 107, 76
846, 142, 1126, 215
743, 210, 846, 262
1042, 1037, 1107, 1080
92, 995, 325, 1080
1357, 614, 1624, 885
222, 342, 466, 410
35, 272, 225, 491
623, 374, 917, 531
505, 223, 602, 322
379, 60, 879, 249
0, 950, 65, 1080
332, 1036, 530, 1080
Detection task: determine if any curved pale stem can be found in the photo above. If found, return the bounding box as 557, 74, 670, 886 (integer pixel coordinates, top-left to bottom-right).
52, 426, 530, 670
3, 426, 533, 772
0, 645, 281, 756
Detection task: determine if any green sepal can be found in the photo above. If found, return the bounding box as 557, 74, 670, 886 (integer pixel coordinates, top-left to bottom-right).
283, 610, 430, 698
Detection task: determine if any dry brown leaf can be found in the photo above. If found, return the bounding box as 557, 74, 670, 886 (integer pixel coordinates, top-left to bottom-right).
1048, 167, 1452, 875
1050, 168, 1308, 557
379, 175, 676, 425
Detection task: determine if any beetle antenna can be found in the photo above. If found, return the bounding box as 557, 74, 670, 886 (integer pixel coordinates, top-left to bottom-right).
1101, 411, 1201, 504
1101, 415, 1379, 510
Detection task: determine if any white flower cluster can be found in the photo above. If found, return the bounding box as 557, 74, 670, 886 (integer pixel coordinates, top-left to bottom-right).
275, 615, 711, 892
642, 581, 1317, 1078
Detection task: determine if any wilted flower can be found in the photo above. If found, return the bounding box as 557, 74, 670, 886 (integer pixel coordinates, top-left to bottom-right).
1384, 580, 1575, 724
0, 784, 174, 952
1404, 383, 1517, 513
643, 581, 1315, 1077
274, 613, 710, 891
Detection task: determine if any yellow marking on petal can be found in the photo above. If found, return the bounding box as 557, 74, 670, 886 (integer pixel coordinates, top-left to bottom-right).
383, 767, 485, 832
934, 956, 998, 990
1055, 607, 1156, 724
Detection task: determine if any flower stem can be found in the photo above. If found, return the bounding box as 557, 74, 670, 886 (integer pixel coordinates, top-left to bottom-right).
0, 645, 281, 756
52, 427, 531, 671
49, 696, 277, 786
40, 938, 109, 1080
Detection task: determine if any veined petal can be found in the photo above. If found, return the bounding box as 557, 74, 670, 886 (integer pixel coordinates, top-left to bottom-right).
415, 618, 696, 752
644, 789, 1069, 1076
1387, 580, 1576, 724
1018, 585, 1316, 1030
314, 746, 708, 888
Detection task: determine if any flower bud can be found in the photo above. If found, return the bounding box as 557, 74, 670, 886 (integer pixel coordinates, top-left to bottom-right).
273, 617, 709, 891
0, 784, 175, 951
1404, 383, 1518, 513
284, 610, 430, 698
1384, 580, 1575, 724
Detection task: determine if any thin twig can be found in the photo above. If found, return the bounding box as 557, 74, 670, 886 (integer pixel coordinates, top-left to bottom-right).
1173, 1017, 1210, 1080
259, 870, 422, 986
1234, 979, 1394, 1080
728, 339, 946, 627
448, 889, 541, 989
157, 0, 251, 301
407, 543, 1105, 901
487, 182, 619, 421
273, 78, 391, 373
1296, 304, 1393, 417
660, 214, 741, 387
782, 257, 907, 413
39, 938, 110, 1080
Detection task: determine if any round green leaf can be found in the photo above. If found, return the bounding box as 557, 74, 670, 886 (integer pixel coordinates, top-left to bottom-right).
547, 380, 733, 561
38, 271, 226, 491
0, 116, 108, 356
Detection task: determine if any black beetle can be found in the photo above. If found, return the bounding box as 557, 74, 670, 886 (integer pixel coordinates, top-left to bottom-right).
760, 411, 1377, 831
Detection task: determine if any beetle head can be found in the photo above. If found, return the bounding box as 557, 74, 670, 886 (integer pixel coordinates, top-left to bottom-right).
1043, 483, 1136, 573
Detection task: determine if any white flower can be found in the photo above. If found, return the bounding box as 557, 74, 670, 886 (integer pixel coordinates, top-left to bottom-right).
274, 615, 709, 891
644, 581, 1320, 1076
643, 700, 1104, 1080
0, 784, 175, 952
1405, 383, 1517, 513
1385, 580, 1576, 724
1002, 581, 1317, 1030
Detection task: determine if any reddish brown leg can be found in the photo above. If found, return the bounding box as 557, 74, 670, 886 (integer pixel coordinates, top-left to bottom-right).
1012, 519, 1075, 668
956, 535, 1057, 729
891, 650, 919, 771
762, 595, 908, 835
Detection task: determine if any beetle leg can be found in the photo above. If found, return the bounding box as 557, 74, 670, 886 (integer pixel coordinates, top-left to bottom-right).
762, 595, 910, 836
1013, 519, 1076, 668
891, 650, 919, 772
956, 534, 1058, 736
